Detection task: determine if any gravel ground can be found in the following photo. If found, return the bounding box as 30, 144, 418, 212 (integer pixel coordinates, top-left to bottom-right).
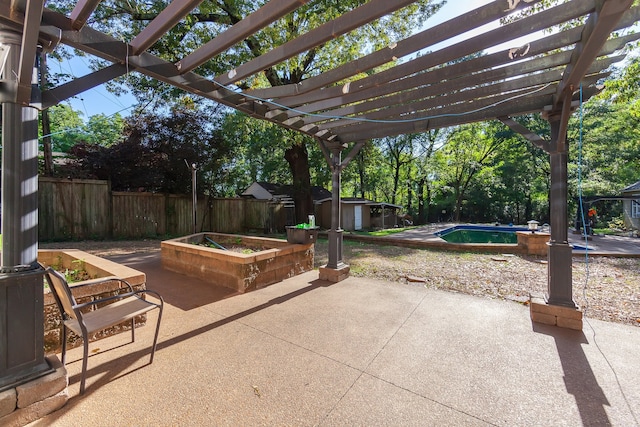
40, 238, 640, 327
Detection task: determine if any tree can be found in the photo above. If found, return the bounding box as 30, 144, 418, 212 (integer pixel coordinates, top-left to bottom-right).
84, 113, 125, 146
414, 129, 441, 224
342, 142, 383, 199
220, 111, 332, 212
436, 122, 505, 222
379, 134, 417, 206
55, 0, 446, 220
45, 104, 85, 152
60, 104, 235, 194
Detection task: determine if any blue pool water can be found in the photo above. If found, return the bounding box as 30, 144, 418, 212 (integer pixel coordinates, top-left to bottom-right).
436, 225, 528, 244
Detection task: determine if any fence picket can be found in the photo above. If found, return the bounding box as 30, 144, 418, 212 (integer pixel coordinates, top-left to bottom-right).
37, 178, 286, 240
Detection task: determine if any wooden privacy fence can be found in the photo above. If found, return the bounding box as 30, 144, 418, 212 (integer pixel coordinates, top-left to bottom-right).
38, 177, 287, 240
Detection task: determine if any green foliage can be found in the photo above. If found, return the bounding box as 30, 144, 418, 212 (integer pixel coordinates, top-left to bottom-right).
219, 111, 330, 195
44, 104, 85, 152
50, 258, 94, 283
435, 122, 505, 221
84, 113, 125, 146
40, 105, 125, 154
57, 105, 236, 194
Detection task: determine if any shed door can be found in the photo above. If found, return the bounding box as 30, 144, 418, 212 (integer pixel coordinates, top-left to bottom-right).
354, 205, 363, 230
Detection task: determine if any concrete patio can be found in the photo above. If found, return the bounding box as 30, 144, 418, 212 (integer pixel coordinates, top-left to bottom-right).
31, 251, 640, 426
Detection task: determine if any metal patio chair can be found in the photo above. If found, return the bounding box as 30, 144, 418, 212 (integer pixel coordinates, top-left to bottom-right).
44, 267, 164, 394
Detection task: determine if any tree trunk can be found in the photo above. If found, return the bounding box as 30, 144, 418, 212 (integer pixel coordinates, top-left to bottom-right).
454, 188, 463, 222
284, 143, 313, 224
406, 179, 412, 215
392, 162, 400, 205
358, 151, 366, 199
417, 176, 429, 225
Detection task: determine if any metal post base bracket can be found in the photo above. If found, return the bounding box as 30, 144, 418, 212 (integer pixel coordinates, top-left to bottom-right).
546, 242, 576, 308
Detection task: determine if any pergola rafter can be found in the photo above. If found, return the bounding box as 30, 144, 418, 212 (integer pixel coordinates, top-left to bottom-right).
269, 0, 596, 110
245, 0, 548, 101
176, 0, 314, 74
213, 0, 417, 87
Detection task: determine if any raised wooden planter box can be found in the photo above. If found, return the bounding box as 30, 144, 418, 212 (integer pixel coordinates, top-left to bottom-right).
161, 232, 314, 293
38, 249, 146, 354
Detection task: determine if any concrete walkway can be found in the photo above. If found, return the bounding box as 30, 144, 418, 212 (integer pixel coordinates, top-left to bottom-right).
33, 252, 640, 426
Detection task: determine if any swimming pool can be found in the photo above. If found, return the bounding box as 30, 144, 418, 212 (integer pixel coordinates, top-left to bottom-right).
435, 225, 528, 244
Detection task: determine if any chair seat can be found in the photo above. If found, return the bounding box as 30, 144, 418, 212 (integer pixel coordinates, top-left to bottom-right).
65, 296, 159, 336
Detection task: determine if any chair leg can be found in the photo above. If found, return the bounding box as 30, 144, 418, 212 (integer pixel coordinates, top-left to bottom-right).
79, 336, 89, 395
131, 318, 135, 343
149, 306, 163, 364
61, 326, 68, 365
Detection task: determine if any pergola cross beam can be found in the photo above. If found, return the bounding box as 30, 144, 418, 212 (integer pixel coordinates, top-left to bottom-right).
213, 0, 417, 87
15, 0, 43, 103
69, 0, 100, 30
130, 0, 206, 55
275, 0, 597, 111
41, 63, 128, 108
176, 0, 314, 74
552, 0, 634, 111
245, 0, 547, 101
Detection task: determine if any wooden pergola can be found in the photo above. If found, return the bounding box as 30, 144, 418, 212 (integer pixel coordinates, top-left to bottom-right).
1, 0, 638, 386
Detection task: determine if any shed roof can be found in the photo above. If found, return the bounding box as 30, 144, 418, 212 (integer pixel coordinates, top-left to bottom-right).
243, 182, 332, 202
367, 202, 403, 210
622, 180, 640, 193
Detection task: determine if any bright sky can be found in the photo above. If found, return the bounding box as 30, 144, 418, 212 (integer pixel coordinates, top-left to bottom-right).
54, 0, 524, 120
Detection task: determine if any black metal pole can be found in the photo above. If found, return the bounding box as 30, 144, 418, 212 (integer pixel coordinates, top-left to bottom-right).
0, 29, 50, 390
192, 164, 197, 234
326, 147, 344, 269
185, 160, 197, 234
546, 116, 576, 308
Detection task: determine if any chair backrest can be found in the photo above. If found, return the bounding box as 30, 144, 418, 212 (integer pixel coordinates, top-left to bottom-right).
44, 267, 79, 321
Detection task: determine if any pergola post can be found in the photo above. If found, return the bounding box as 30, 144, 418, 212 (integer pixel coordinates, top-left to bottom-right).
0, 28, 50, 390
319, 144, 350, 282
546, 116, 576, 308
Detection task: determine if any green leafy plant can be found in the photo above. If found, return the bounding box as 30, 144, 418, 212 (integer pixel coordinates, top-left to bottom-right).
51, 258, 93, 283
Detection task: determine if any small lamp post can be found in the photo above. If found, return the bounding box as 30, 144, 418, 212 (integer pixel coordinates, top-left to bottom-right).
528, 220, 539, 234
191, 163, 197, 234
184, 160, 197, 234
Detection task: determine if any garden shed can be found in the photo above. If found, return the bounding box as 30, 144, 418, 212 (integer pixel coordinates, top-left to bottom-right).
369, 202, 404, 229
314, 197, 371, 231
314, 198, 402, 231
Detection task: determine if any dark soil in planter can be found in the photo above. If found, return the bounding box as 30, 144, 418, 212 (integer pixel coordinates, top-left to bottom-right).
195, 240, 268, 254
